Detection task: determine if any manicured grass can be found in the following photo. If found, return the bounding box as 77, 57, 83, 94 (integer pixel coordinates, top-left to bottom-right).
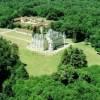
0, 29, 100, 76
0, 30, 62, 76
20, 48, 62, 76
73, 42, 100, 66
7, 31, 32, 41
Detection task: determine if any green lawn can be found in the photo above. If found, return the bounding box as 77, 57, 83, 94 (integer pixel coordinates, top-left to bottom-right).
73, 42, 100, 66
20, 48, 62, 76
7, 31, 32, 41
0, 29, 100, 76
0, 30, 62, 76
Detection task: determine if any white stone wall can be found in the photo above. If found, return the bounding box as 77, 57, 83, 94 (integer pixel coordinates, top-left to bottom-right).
31, 29, 65, 51
32, 34, 46, 51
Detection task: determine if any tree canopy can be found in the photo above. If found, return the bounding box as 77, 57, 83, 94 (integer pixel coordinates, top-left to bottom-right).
59, 46, 87, 68
0, 37, 28, 96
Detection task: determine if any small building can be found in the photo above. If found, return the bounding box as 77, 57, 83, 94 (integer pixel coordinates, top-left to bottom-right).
30, 29, 66, 51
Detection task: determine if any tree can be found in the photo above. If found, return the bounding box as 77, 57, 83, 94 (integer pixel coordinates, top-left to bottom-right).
0, 93, 8, 100
60, 46, 87, 68
2, 60, 29, 96
32, 26, 39, 34
90, 32, 100, 52
0, 37, 28, 94
53, 65, 79, 85
0, 37, 19, 68
46, 8, 64, 21
0, 37, 19, 91
53, 64, 92, 86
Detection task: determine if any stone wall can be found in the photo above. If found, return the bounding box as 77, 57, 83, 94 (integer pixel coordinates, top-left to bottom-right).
31, 29, 66, 51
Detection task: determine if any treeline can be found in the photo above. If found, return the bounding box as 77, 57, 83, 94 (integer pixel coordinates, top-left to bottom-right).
0, 38, 100, 100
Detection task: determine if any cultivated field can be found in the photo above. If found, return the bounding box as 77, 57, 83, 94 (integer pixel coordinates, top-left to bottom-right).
0, 28, 100, 76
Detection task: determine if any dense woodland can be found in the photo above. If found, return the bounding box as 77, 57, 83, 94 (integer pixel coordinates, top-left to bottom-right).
0, 37, 100, 100
0, 0, 100, 100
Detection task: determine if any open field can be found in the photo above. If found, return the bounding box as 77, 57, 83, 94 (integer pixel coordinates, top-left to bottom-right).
0, 29, 62, 76
0, 28, 100, 76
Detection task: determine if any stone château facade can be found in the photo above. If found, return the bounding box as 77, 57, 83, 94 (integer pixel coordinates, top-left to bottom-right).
30, 29, 66, 51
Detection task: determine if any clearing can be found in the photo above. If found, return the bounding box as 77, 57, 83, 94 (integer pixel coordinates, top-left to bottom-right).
0, 28, 100, 76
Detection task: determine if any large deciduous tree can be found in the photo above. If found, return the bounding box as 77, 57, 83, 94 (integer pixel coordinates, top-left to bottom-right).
60, 46, 87, 68
0, 37, 19, 68
0, 37, 19, 91
0, 37, 28, 93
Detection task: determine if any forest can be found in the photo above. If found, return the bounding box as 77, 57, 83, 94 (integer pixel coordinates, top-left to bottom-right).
0, 37, 100, 100
0, 0, 100, 100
